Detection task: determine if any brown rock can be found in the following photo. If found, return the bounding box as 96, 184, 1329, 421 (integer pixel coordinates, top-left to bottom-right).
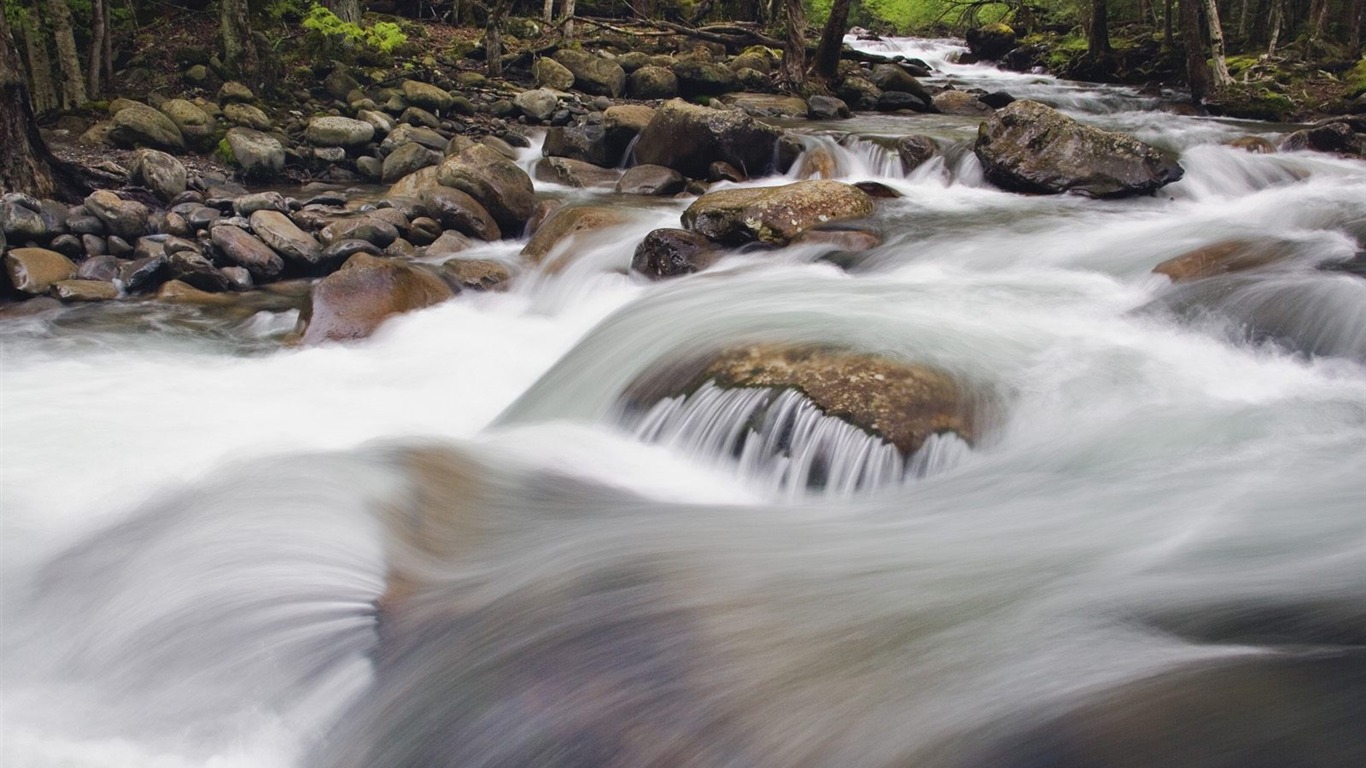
521, 206, 632, 264
1153, 239, 1294, 282
436, 144, 536, 234
631, 228, 719, 279
3, 248, 78, 294
50, 279, 118, 301
681, 180, 875, 246
300, 253, 454, 343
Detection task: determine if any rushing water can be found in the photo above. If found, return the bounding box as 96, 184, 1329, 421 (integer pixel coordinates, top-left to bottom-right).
3, 37, 1365, 767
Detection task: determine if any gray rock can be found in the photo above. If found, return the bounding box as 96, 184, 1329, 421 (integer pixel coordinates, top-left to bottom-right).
836, 76, 881, 111
514, 89, 559, 123
109, 104, 185, 151
77, 254, 121, 282
543, 122, 614, 167
933, 90, 992, 116
552, 49, 626, 98
401, 80, 455, 113
118, 254, 169, 293
673, 59, 738, 97
974, 100, 1184, 198
159, 99, 217, 150
534, 156, 621, 189
869, 64, 934, 104
84, 191, 149, 240
1, 200, 48, 241
877, 90, 934, 113
218, 81, 255, 103
320, 239, 382, 266
168, 249, 232, 292
400, 107, 440, 129
223, 103, 272, 131
306, 116, 376, 148
211, 223, 285, 278
4, 248, 77, 293
615, 164, 686, 196
225, 127, 286, 179
381, 124, 448, 154
130, 149, 187, 202
358, 108, 398, 137
807, 95, 850, 120
631, 228, 718, 278
627, 66, 679, 99
896, 135, 938, 173
233, 191, 290, 217
320, 216, 400, 248
381, 143, 442, 183
249, 210, 323, 268
533, 57, 575, 90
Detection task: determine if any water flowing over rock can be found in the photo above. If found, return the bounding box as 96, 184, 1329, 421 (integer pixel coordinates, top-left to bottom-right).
633, 99, 797, 180
300, 253, 454, 343
626, 344, 979, 456
682, 180, 875, 246
974, 100, 1184, 198
631, 228, 718, 278
521, 206, 631, 263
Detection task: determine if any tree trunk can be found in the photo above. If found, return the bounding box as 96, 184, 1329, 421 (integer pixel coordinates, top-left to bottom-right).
220, 0, 257, 80
20, 12, 59, 117
44, 0, 85, 108
1350, 0, 1364, 57
327, 0, 362, 24
563, 0, 576, 39
810, 0, 851, 82
1088, 0, 1112, 56
1203, 0, 1232, 87
543, 0, 554, 24
1, 8, 58, 198
1267, 0, 1283, 57
486, 0, 510, 77
1181, 0, 1210, 102
778, 0, 805, 92
88, 0, 104, 97
1164, 0, 1174, 47
1307, 0, 1328, 45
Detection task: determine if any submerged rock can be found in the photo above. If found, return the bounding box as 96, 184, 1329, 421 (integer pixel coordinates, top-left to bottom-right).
300, 253, 454, 343
974, 100, 1184, 198
1153, 239, 1295, 282
521, 206, 631, 263
681, 180, 874, 246
627, 344, 979, 455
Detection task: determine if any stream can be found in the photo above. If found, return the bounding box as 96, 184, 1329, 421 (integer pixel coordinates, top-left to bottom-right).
2, 37, 1365, 767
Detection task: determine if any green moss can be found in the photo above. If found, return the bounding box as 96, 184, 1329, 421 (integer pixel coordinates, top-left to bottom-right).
1208, 84, 1296, 122
215, 138, 236, 165
1346, 58, 1366, 98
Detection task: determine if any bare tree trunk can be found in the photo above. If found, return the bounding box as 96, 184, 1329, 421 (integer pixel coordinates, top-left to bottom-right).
20, 12, 59, 116
486, 0, 510, 77
1181, 0, 1210, 102
1237, 0, 1249, 40
1088, 0, 1112, 56
1164, 0, 1174, 47
327, 0, 362, 24
811, 0, 851, 82
778, 0, 804, 92
1350, 0, 1364, 57
543, 0, 554, 23
1267, 0, 1283, 57
564, 0, 577, 39
45, 0, 85, 108
1, 8, 58, 198
1203, 0, 1232, 87
220, 0, 257, 80
88, 0, 104, 97
1307, 0, 1328, 46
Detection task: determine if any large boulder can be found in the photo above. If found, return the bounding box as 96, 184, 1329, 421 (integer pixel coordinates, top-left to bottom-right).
974, 100, 1184, 198
300, 253, 454, 343
109, 104, 185, 151
673, 59, 739, 96
130, 149, 187, 202
225, 127, 286, 179
3, 248, 77, 294
514, 88, 559, 122
626, 344, 978, 456
543, 122, 615, 167
721, 93, 809, 118
1152, 239, 1294, 282
520, 206, 631, 263
381, 142, 442, 183
535, 156, 620, 189
616, 164, 685, 196
223, 102, 272, 131
401, 80, 455, 113
436, 144, 536, 234
249, 211, 324, 269
305, 116, 376, 148
533, 57, 575, 90
933, 90, 992, 116
159, 99, 217, 150
552, 49, 626, 98
633, 99, 796, 180
627, 66, 678, 99
681, 180, 874, 246
869, 64, 934, 106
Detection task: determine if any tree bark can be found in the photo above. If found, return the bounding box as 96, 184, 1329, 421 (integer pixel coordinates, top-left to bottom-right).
44, 0, 84, 108
1088, 0, 1112, 56
1202, 0, 1232, 87
20, 11, 59, 116
811, 0, 851, 82
1164, 0, 1174, 47
1350, 0, 1364, 57
778, 0, 805, 91
1181, 0, 1210, 102
88, 0, 105, 97
543, 0, 554, 24
220, 0, 258, 80
1, 8, 58, 198
486, 0, 510, 77
563, 0, 576, 39
1267, 0, 1283, 57
1307, 0, 1328, 45
327, 0, 362, 24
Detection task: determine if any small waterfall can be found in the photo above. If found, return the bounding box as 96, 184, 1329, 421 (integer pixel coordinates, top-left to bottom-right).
792, 134, 906, 181
625, 381, 965, 498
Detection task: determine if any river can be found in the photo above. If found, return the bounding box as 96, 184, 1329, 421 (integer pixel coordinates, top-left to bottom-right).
2, 37, 1365, 767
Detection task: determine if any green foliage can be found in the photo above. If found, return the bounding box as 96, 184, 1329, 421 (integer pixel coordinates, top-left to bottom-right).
1346, 58, 1366, 98
301, 4, 407, 54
